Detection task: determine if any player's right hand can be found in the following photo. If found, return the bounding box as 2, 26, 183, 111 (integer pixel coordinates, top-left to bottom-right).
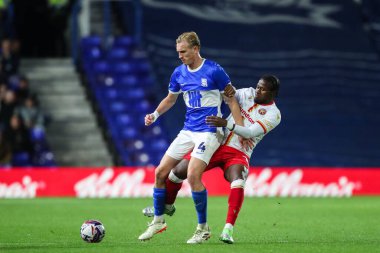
206, 116, 227, 127
145, 114, 155, 126
224, 84, 236, 98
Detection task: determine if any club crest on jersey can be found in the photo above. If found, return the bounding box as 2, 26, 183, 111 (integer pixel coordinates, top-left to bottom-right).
201, 78, 208, 87
258, 108, 267, 115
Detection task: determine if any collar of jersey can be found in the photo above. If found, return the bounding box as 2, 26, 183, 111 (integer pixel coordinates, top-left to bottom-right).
258, 101, 275, 106
187, 58, 206, 72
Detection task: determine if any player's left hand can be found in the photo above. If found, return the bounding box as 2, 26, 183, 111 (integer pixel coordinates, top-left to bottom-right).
206, 116, 227, 127
240, 137, 255, 151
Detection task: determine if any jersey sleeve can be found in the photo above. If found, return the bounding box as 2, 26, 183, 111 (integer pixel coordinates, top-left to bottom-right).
234, 88, 246, 104
256, 109, 281, 134
213, 64, 231, 92
233, 108, 281, 138
168, 70, 181, 94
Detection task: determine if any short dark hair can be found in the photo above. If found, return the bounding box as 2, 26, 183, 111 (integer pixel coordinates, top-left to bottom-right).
261, 74, 280, 97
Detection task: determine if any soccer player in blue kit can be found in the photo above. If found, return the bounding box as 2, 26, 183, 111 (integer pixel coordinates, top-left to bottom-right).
138, 31, 243, 243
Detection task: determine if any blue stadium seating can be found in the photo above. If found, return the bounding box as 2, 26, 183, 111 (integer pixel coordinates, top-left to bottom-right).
112, 35, 135, 48
11, 152, 31, 167
107, 47, 130, 60
80, 36, 170, 166
30, 128, 56, 167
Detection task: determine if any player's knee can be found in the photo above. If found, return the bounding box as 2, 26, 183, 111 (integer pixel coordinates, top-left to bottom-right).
172, 163, 188, 180
226, 166, 248, 183
187, 171, 201, 186
231, 178, 246, 189
155, 168, 169, 185
187, 174, 196, 186
168, 170, 184, 183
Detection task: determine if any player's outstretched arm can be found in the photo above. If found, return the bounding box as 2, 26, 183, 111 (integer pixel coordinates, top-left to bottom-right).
145, 93, 179, 126
206, 116, 264, 139
224, 95, 244, 126
207, 110, 280, 139
205, 116, 228, 128
223, 84, 236, 98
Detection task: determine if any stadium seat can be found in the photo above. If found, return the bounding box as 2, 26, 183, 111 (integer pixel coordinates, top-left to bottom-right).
131, 151, 151, 166
141, 125, 164, 139
125, 138, 145, 150
104, 88, 119, 99
134, 61, 151, 74
81, 36, 102, 48
11, 152, 31, 167
133, 99, 151, 112
92, 60, 110, 74
124, 88, 145, 100
33, 151, 56, 167
107, 47, 130, 60
7, 75, 21, 90
139, 76, 155, 87
83, 47, 104, 61
121, 127, 138, 139
114, 74, 139, 87
112, 62, 134, 74
115, 113, 133, 126
112, 36, 134, 48
149, 138, 169, 152
109, 101, 127, 113
30, 128, 45, 142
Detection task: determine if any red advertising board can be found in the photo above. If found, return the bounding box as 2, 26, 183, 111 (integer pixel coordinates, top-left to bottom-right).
0, 167, 379, 198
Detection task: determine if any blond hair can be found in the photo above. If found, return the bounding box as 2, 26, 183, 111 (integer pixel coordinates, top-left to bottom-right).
176, 31, 201, 49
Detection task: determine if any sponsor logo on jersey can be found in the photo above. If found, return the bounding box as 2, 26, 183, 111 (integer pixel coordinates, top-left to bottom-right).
240, 108, 255, 124
201, 78, 208, 87
259, 108, 267, 115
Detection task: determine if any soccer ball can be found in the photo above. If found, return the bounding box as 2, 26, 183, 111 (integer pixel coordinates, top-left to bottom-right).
80, 220, 106, 243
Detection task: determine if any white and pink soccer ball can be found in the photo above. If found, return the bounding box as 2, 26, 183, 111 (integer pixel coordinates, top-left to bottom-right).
80, 220, 106, 243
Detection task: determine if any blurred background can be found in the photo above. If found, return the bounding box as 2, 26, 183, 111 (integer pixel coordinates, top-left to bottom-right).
1, 0, 379, 168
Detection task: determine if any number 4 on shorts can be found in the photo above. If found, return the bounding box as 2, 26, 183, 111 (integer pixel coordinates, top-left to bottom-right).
197, 142, 206, 152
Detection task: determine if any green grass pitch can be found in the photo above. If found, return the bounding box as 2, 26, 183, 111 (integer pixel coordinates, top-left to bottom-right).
0, 197, 379, 253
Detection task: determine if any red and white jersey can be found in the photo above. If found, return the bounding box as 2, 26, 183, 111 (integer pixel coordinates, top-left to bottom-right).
222, 87, 281, 158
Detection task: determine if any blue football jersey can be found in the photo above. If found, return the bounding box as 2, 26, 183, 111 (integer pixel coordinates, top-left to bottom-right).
168, 59, 230, 132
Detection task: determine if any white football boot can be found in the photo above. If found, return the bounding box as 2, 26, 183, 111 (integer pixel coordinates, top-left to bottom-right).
219, 227, 234, 244
186, 224, 211, 244
138, 220, 167, 241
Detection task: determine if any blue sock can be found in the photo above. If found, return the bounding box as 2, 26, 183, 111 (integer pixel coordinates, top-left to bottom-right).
192, 189, 207, 224
153, 188, 166, 216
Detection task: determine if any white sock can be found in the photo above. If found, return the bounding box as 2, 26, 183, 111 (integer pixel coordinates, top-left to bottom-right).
153, 215, 164, 223
224, 223, 234, 230
197, 223, 208, 229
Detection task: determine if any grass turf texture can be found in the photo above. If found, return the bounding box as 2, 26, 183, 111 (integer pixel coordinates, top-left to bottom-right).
0, 197, 379, 253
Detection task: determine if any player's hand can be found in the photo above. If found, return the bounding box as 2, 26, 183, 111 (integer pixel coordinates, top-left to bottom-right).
145, 113, 156, 126
224, 85, 236, 98
206, 116, 227, 127
240, 137, 255, 151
